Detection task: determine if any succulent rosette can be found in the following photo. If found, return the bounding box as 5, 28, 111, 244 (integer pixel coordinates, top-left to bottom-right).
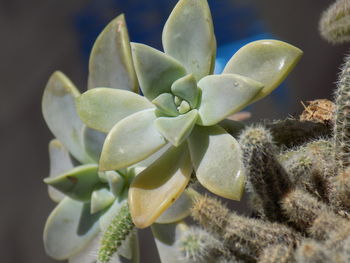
76, 0, 303, 230
41, 14, 191, 263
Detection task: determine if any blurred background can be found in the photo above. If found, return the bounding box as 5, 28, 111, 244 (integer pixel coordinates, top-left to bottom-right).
0, 0, 348, 262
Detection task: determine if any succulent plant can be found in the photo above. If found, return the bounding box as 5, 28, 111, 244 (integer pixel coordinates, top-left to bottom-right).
42, 13, 192, 263
76, 0, 302, 229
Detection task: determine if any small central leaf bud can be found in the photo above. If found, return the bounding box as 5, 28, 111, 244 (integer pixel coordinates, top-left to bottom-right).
178, 100, 191, 114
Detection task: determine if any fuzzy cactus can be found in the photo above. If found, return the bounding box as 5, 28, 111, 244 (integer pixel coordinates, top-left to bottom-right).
239, 126, 292, 222
319, 0, 350, 44
334, 53, 350, 170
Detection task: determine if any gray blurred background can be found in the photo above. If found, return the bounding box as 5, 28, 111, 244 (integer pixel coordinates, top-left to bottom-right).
0, 0, 348, 262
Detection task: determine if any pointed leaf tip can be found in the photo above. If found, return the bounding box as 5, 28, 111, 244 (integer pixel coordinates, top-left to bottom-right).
188, 125, 246, 200
88, 14, 138, 92
223, 39, 303, 102
76, 88, 154, 133
129, 145, 192, 228
42, 71, 93, 164
99, 109, 167, 171
131, 43, 186, 101
162, 0, 216, 80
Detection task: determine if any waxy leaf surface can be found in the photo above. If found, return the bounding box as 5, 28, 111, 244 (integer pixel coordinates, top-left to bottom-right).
129, 144, 192, 228
44, 164, 101, 202
42, 71, 92, 164
76, 88, 153, 133
44, 198, 100, 260
100, 109, 167, 171
197, 74, 263, 126
188, 125, 245, 200
88, 14, 138, 92
48, 139, 74, 202
162, 0, 216, 80
151, 221, 188, 263
223, 40, 303, 102
155, 110, 198, 147
131, 43, 186, 100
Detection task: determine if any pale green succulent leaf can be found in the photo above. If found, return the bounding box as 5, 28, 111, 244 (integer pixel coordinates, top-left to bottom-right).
83, 126, 106, 163
171, 74, 199, 108
152, 93, 179, 117
129, 144, 192, 228
151, 221, 188, 263
48, 139, 74, 202
44, 164, 101, 202
162, 0, 216, 80
43, 198, 100, 260
131, 42, 186, 100
154, 110, 198, 147
90, 187, 115, 214
223, 39, 303, 102
42, 71, 93, 164
100, 109, 167, 171
88, 14, 138, 92
76, 88, 154, 133
188, 125, 246, 200
155, 189, 194, 224
197, 74, 263, 126
104, 170, 125, 197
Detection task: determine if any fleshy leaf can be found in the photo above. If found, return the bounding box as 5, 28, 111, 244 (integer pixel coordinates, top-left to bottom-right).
44, 164, 101, 202
162, 0, 216, 81
88, 14, 138, 92
91, 187, 115, 214
129, 144, 192, 228
223, 39, 303, 102
104, 171, 125, 197
171, 74, 199, 108
188, 125, 245, 200
131, 43, 186, 100
48, 139, 74, 202
197, 74, 263, 126
152, 93, 179, 117
42, 71, 93, 164
155, 189, 195, 224
154, 110, 198, 147
100, 109, 167, 171
83, 126, 106, 163
76, 88, 154, 133
43, 198, 100, 260
151, 221, 188, 263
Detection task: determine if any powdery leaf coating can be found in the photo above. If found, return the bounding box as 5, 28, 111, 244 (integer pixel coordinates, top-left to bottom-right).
100, 109, 167, 171
188, 125, 245, 200
129, 144, 192, 228
48, 139, 74, 202
131, 43, 186, 100
151, 221, 189, 263
197, 74, 263, 126
42, 71, 93, 164
223, 40, 303, 102
162, 0, 216, 81
155, 110, 198, 147
88, 14, 138, 92
43, 198, 100, 260
44, 164, 100, 202
155, 189, 194, 224
76, 88, 154, 133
